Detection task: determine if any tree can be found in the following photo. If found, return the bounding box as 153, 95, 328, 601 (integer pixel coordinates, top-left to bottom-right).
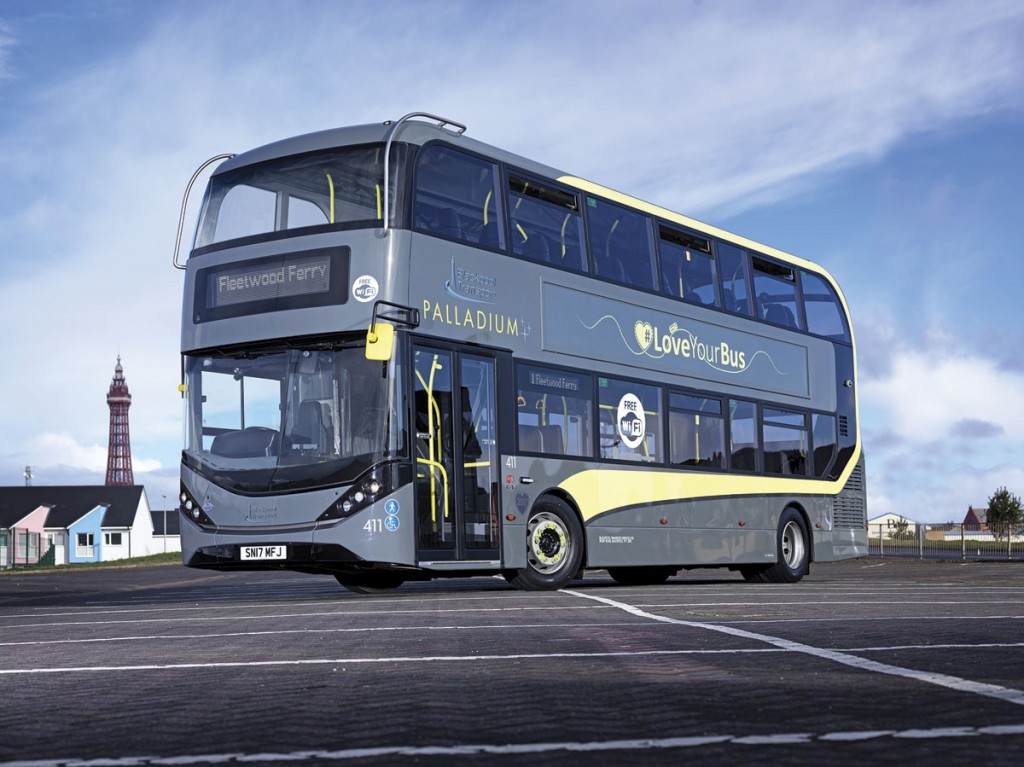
890, 516, 913, 540
986, 487, 1023, 541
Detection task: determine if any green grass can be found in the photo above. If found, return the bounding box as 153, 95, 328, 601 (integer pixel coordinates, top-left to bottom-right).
1, 551, 182, 574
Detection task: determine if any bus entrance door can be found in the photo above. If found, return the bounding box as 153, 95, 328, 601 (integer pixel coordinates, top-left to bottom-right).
413, 344, 500, 564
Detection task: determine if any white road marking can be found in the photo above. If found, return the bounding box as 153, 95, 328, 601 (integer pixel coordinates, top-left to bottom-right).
1, 724, 1022, 766
565, 589, 1024, 706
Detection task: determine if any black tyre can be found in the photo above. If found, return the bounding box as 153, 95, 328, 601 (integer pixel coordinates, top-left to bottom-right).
334, 571, 405, 594
607, 566, 677, 586
745, 508, 810, 583
509, 496, 584, 591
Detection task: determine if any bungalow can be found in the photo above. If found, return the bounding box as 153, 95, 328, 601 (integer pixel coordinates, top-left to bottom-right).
0, 486, 158, 566
0, 501, 51, 568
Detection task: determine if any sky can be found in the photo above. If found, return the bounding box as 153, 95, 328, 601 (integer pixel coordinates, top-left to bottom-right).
1, 0, 1022, 522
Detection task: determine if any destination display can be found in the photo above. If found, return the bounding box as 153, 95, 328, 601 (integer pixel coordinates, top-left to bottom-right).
194, 247, 348, 323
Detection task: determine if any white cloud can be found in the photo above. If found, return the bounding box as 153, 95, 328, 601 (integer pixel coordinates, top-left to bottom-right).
13, 432, 162, 479
868, 462, 1024, 524
860, 335, 1024, 443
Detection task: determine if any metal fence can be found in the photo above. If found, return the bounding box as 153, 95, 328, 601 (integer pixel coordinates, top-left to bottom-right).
869, 523, 1024, 561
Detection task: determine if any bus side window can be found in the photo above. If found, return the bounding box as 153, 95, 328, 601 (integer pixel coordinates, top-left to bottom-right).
507, 176, 585, 272
658, 226, 719, 307
414, 145, 503, 249
515, 364, 593, 457
812, 413, 838, 478
586, 198, 656, 291
669, 392, 725, 468
801, 271, 850, 342
753, 257, 804, 331
728, 399, 758, 471
762, 407, 808, 476
718, 242, 753, 316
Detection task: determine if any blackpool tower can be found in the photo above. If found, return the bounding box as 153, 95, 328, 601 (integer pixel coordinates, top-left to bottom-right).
105, 356, 134, 486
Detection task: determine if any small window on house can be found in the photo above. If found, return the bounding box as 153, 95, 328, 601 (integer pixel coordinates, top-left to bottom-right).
76, 532, 95, 557
104, 532, 123, 546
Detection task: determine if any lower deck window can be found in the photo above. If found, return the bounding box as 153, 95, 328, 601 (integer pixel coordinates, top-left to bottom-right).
599, 378, 661, 463
669, 393, 725, 468
729, 399, 758, 471
762, 408, 808, 475
516, 365, 593, 457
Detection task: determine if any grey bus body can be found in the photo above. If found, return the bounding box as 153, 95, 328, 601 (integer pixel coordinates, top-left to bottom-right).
177, 116, 866, 592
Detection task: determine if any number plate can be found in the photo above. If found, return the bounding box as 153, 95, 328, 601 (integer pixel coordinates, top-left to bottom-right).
240, 545, 286, 560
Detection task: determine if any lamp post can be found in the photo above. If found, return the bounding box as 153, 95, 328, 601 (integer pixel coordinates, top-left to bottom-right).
162, 494, 167, 553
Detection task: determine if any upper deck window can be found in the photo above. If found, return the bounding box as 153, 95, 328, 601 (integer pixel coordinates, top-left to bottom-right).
194, 145, 394, 249
659, 226, 718, 307
508, 176, 586, 272
753, 257, 804, 330
414, 145, 503, 249
586, 197, 656, 291
801, 271, 850, 342
718, 242, 753, 316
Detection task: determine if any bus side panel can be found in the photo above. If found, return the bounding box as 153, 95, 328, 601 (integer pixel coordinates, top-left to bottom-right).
583, 497, 776, 569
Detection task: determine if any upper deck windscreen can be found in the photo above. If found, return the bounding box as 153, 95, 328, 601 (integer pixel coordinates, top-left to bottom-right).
194, 145, 397, 250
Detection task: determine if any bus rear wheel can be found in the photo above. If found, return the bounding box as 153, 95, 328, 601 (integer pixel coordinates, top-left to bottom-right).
742, 508, 810, 583
334, 571, 405, 594
508, 496, 583, 591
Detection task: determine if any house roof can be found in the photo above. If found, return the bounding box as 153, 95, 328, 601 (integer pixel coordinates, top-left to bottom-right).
151, 509, 181, 536
963, 505, 988, 526
0, 486, 146, 529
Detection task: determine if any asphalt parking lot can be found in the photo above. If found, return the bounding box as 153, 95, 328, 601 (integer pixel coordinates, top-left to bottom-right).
1, 558, 1023, 766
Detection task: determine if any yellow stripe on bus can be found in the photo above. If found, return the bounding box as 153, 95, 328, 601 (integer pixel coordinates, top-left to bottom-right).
558, 443, 862, 522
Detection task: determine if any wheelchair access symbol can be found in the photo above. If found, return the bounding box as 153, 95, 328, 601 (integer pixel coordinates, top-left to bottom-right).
384, 499, 400, 531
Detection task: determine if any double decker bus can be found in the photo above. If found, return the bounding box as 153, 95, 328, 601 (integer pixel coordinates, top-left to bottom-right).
174, 112, 866, 593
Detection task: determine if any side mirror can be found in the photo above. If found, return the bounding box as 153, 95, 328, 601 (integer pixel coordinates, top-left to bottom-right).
365, 322, 394, 361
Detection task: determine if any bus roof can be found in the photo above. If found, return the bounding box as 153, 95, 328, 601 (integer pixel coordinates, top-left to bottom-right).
212, 117, 847, 303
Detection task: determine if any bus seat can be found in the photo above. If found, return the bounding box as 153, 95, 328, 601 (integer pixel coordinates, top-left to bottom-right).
539, 424, 564, 454
434, 208, 463, 240
598, 255, 627, 283
518, 425, 543, 453
765, 304, 796, 328
479, 220, 501, 249
210, 427, 279, 458
295, 400, 331, 452
522, 233, 552, 264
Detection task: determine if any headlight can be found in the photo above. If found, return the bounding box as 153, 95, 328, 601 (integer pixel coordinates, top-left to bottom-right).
317, 462, 409, 522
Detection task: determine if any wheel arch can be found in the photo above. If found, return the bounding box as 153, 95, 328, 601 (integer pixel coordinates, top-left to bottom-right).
536, 486, 589, 571
781, 500, 815, 563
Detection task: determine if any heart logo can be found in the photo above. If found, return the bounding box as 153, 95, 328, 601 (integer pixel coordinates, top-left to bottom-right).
634, 321, 654, 352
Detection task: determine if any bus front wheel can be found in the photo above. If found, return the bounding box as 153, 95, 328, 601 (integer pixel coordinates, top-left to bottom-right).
742, 508, 810, 584
508, 496, 583, 591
